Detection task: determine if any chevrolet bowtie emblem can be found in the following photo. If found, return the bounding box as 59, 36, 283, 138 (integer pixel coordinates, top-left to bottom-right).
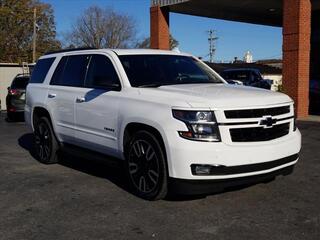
260, 116, 277, 128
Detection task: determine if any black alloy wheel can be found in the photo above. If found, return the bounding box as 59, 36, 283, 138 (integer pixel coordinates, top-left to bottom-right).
34, 117, 59, 164
125, 131, 168, 200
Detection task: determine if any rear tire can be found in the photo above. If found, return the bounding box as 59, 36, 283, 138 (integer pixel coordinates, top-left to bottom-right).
34, 116, 60, 164
6, 112, 15, 122
124, 130, 168, 200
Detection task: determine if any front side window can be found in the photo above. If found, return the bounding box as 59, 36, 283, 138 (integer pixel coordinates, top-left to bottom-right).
85, 55, 121, 89
119, 55, 222, 87
50, 55, 90, 87
252, 71, 262, 81
222, 71, 250, 82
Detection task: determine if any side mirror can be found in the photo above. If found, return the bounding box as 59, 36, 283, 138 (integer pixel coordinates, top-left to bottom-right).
106, 83, 121, 91
93, 76, 121, 90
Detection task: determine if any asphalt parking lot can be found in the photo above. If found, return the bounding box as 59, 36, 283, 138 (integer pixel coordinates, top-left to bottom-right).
0, 113, 319, 240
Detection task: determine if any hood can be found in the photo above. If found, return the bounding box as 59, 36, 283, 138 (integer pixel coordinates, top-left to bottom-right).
138, 84, 292, 109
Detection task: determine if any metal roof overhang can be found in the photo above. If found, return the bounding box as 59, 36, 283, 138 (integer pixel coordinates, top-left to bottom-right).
151, 0, 320, 27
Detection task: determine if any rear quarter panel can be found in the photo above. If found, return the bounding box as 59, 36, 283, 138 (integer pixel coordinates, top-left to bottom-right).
25, 83, 49, 131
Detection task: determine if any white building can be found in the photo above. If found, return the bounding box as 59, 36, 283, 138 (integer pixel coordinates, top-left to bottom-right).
243, 51, 253, 63
0, 63, 31, 111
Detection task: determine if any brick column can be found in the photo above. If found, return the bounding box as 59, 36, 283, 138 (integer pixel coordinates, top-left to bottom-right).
150, 6, 170, 50
283, 0, 311, 118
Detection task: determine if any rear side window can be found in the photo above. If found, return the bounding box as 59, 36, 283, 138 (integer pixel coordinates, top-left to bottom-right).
85, 55, 120, 89
50, 55, 90, 87
30, 57, 55, 83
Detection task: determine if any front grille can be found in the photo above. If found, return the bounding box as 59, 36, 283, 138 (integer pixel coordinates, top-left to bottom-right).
225, 106, 290, 119
230, 123, 290, 142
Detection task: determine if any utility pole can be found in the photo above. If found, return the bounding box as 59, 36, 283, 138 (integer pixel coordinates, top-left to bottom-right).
32, 7, 37, 63
207, 30, 218, 63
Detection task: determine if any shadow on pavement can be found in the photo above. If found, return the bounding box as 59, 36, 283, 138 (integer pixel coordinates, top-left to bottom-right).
18, 133, 131, 195
5, 112, 25, 123
17, 133, 274, 202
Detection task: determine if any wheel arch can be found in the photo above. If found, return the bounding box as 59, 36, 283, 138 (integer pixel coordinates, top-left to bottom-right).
122, 122, 168, 161
32, 106, 53, 130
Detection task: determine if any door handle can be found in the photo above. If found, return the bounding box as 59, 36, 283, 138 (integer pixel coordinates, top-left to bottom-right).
76, 97, 86, 103
48, 93, 56, 98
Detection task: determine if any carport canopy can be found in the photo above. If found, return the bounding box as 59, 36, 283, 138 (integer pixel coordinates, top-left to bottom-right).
150, 0, 318, 118
152, 0, 320, 26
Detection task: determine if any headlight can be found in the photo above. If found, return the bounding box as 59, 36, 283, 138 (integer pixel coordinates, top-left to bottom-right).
172, 110, 221, 142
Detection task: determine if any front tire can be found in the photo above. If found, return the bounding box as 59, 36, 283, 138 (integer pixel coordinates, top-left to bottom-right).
34, 117, 59, 164
125, 131, 168, 200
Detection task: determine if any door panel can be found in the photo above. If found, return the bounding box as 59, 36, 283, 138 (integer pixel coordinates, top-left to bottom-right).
46, 85, 78, 143
74, 54, 122, 156
74, 88, 120, 156
47, 54, 90, 143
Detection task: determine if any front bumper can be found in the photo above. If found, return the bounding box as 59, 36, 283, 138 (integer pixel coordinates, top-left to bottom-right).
165, 128, 301, 180
169, 164, 295, 195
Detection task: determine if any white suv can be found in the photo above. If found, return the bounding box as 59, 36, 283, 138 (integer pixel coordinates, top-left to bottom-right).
25, 49, 301, 200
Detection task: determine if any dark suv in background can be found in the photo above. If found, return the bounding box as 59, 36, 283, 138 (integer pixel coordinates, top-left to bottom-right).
309, 79, 320, 115
6, 74, 29, 121
221, 68, 272, 90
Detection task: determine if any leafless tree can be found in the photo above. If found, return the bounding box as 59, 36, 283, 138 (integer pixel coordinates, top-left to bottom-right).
65, 6, 136, 48
135, 35, 179, 50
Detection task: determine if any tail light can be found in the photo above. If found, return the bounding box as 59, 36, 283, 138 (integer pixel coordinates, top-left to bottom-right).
8, 89, 20, 95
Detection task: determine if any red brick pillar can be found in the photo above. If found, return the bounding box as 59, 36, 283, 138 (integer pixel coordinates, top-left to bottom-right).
283, 0, 311, 118
150, 6, 170, 50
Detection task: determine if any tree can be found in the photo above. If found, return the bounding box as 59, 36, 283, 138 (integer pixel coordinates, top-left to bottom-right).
135, 35, 179, 50
65, 6, 136, 49
0, 0, 61, 63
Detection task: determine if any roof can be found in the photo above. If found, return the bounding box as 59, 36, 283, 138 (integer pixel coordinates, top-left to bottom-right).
41, 48, 189, 58
206, 62, 282, 75
112, 49, 189, 56
255, 59, 282, 65
222, 68, 261, 72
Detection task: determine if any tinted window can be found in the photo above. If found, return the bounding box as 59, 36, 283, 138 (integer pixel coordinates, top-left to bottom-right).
85, 55, 120, 89
11, 76, 29, 89
252, 71, 262, 81
50, 57, 67, 85
119, 55, 221, 87
30, 57, 55, 83
222, 71, 250, 82
51, 55, 90, 87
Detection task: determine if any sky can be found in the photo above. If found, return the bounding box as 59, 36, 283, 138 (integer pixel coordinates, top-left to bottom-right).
42, 0, 283, 62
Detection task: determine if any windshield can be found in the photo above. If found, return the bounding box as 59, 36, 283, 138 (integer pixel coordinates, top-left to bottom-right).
119, 55, 222, 87
11, 76, 29, 89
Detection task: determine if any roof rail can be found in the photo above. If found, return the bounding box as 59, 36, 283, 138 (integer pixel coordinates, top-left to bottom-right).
44, 47, 97, 56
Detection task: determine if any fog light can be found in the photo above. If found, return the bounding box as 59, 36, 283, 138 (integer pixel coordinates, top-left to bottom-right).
191, 164, 225, 175
194, 165, 211, 175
